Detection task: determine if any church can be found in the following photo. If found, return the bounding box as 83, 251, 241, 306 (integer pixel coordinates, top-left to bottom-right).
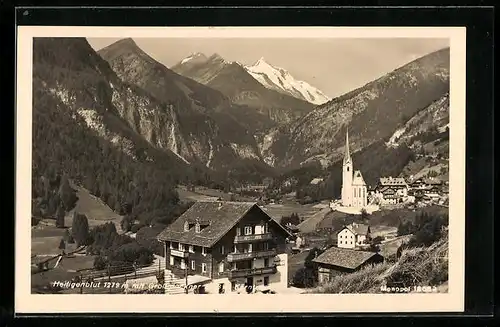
341, 130, 368, 208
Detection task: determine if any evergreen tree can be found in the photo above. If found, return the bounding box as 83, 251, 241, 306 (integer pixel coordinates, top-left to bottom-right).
47, 194, 60, 217
58, 174, 77, 211
72, 212, 90, 246
55, 205, 65, 228
63, 229, 71, 242
58, 238, 66, 251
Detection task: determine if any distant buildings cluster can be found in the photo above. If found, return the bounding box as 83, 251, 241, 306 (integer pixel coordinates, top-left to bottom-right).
370, 176, 449, 206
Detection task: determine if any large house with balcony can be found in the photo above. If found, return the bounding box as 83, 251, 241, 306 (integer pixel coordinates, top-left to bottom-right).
374, 177, 409, 205
157, 201, 294, 294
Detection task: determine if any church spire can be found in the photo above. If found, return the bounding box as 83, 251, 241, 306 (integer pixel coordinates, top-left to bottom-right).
343, 127, 351, 164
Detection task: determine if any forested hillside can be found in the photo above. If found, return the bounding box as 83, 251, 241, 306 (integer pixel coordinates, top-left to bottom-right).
31, 38, 224, 226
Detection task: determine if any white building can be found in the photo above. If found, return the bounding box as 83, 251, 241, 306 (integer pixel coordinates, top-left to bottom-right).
374, 177, 409, 205
341, 129, 368, 208
337, 222, 371, 249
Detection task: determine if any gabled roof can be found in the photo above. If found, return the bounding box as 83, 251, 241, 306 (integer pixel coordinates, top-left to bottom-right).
378, 186, 397, 194
339, 222, 370, 236
157, 201, 292, 247
313, 247, 382, 270
378, 177, 408, 187
352, 170, 366, 186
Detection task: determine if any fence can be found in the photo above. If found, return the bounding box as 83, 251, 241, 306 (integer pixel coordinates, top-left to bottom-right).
74, 260, 165, 294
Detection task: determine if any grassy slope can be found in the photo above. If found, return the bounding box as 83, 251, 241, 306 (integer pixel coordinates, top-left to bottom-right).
309, 230, 448, 293
67, 181, 123, 230
297, 207, 333, 233
32, 182, 123, 257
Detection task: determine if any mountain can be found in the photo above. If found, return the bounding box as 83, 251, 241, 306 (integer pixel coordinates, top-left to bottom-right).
259, 47, 450, 169
32, 37, 193, 224
97, 38, 264, 170
244, 57, 331, 105
171, 53, 315, 127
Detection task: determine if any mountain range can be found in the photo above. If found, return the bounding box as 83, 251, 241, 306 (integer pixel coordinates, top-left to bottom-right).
97, 38, 266, 170
170, 52, 315, 128
259, 47, 450, 170
32, 37, 450, 219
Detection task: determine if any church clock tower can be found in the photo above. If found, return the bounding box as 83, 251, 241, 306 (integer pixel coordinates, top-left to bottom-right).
341, 129, 353, 207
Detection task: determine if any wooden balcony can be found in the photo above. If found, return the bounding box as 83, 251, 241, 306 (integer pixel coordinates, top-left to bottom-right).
228, 265, 277, 279
170, 249, 189, 258
234, 233, 273, 244
226, 249, 276, 262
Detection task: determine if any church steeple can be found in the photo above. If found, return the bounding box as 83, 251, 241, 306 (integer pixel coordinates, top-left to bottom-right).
343, 128, 351, 164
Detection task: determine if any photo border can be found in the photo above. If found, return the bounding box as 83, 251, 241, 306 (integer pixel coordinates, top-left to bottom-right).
8, 6, 494, 318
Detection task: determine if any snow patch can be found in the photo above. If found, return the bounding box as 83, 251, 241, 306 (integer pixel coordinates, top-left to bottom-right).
230, 143, 259, 159
244, 58, 331, 105
386, 125, 407, 148
76, 108, 106, 135
169, 125, 190, 164
206, 140, 214, 168
438, 124, 449, 133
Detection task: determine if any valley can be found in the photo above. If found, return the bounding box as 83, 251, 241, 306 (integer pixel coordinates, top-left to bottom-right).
30, 36, 451, 295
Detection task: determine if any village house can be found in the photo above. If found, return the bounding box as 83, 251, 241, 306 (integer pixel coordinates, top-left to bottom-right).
374, 177, 409, 205
337, 222, 371, 249
408, 178, 424, 190
312, 247, 384, 284
422, 178, 443, 193
157, 201, 294, 294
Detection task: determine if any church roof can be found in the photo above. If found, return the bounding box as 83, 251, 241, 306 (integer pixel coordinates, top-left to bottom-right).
352, 170, 366, 186
343, 129, 352, 164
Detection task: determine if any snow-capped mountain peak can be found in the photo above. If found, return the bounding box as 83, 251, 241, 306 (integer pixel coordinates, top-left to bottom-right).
180, 52, 208, 65
244, 58, 331, 105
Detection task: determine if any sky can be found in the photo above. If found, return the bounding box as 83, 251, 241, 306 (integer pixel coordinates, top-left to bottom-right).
87, 37, 449, 98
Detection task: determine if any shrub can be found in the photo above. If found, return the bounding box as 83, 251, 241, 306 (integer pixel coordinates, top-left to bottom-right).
87, 222, 119, 254
281, 213, 301, 226
93, 255, 107, 270
120, 216, 132, 233
135, 226, 164, 256
368, 243, 380, 253
130, 224, 142, 234
108, 242, 154, 266
372, 236, 384, 245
